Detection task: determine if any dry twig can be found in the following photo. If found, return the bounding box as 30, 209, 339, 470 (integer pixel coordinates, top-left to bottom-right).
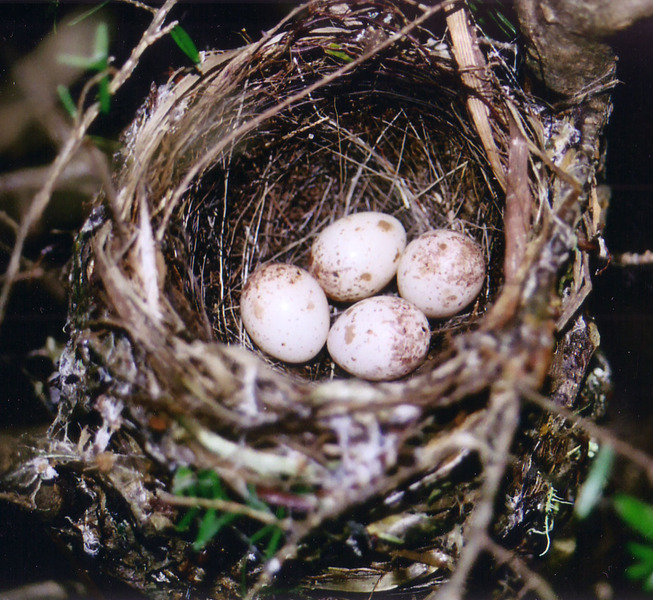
157, 490, 288, 527
427, 384, 521, 600
0, 0, 180, 328
485, 536, 558, 600
503, 116, 532, 282
615, 249, 653, 265
445, 1, 507, 190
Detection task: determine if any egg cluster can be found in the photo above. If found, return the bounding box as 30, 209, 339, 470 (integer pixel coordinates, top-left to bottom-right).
240, 211, 485, 381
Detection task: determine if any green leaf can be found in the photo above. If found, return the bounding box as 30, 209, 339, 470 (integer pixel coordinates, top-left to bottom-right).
247, 523, 283, 560
58, 53, 101, 69
324, 49, 354, 63
645, 572, 653, 592
172, 466, 196, 495
626, 560, 653, 582
193, 508, 238, 551
324, 43, 353, 63
574, 444, 615, 520
614, 494, 653, 542
249, 523, 275, 546
57, 84, 78, 118
93, 22, 109, 60
176, 506, 199, 532
625, 545, 653, 583
59, 22, 109, 71
628, 541, 653, 563
624, 541, 653, 588
197, 469, 226, 499
467, 0, 516, 41
98, 75, 111, 114
67, 1, 110, 27
492, 9, 517, 38
194, 508, 218, 549
248, 507, 285, 559
170, 25, 200, 65
246, 484, 272, 513
264, 523, 284, 560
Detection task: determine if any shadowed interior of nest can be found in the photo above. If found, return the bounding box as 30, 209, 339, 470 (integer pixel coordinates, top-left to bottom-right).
171, 0, 506, 381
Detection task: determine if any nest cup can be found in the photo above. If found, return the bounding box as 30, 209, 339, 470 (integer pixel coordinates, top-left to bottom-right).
172, 2, 505, 382
54, 0, 602, 596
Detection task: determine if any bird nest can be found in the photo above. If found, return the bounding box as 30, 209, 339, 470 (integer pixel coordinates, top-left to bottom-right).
39, 1, 610, 598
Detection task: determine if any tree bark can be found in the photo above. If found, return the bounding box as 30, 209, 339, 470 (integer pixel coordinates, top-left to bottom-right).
515, 0, 653, 96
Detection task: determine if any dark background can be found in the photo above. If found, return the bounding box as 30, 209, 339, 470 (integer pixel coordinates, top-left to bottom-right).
0, 2, 652, 599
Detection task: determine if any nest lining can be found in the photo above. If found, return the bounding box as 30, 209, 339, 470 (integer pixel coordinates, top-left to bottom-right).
158, 2, 511, 383
42, 0, 607, 597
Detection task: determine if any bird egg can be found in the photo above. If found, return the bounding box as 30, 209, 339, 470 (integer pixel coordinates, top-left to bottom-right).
308, 211, 406, 302
397, 229, 485, 318
240, 263, 330, 363
327, 295, 430, 381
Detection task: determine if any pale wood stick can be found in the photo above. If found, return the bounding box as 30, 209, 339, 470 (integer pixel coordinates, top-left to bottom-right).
446, 2, 506, 190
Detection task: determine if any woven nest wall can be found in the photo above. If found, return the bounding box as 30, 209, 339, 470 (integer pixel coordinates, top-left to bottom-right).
45, 1, 610, 598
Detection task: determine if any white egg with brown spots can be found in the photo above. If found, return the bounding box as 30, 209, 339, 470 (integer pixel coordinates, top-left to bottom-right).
327, 296, 430, 381
240, 263, 330, 363
308, 211, 407, 302
397, 229, 485, 318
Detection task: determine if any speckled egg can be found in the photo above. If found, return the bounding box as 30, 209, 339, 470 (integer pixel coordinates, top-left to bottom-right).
240, 263, 330, 363
308, 211, 407, 302
397, 229, 485, 318
327, 296, 430, 381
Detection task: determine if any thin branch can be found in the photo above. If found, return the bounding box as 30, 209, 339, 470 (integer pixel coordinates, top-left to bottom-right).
615, 249, 653, 266
0, 211, 19, 233
427, 384, 521, 600
157, 490, 288, 527
484, 536, 559, 600
0, 268, 46, 284
108, 0, 178, 96
0, 105, 100, 327
0, 0, 180, 329
117, 0, 157, 14
0, 160, 100, 198
0, 491, 34, 510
